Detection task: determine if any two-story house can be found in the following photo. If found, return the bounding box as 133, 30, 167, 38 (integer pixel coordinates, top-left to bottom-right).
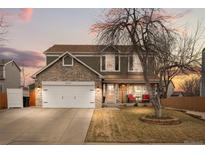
32, 45, 159, 108
0, 59, 21, 93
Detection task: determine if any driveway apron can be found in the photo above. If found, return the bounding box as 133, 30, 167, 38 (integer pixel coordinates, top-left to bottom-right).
0, 108, 93, 145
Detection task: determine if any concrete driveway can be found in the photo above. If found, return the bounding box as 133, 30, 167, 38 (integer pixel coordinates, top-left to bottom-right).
0, 108, 93, 145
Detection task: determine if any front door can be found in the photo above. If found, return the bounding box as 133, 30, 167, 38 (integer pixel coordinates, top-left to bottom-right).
119, 84, 127, 103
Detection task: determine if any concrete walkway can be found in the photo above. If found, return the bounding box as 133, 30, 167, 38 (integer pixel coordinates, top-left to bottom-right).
0, 108, 93, 145
165, 107, 205, 120
186, 111, 205, 120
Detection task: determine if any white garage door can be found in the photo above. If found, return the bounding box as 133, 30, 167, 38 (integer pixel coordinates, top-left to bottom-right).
42, 81, 95, 108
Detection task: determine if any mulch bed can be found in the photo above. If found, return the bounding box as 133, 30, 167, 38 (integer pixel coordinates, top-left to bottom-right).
140, 115, 181, 125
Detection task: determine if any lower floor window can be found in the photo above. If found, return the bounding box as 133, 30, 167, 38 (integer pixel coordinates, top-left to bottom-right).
103, 83, 151, 103
127, 85, 148, 97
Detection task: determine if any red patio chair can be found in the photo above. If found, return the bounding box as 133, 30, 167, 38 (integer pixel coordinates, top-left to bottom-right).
142, 94, 150, 103
127, 94, 136, 103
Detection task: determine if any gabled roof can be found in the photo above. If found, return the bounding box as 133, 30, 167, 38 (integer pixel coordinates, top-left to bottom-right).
0, 59, 21, 71
44, 44, 134, 54
32, 51, 104, 79
0, 59, 12, 65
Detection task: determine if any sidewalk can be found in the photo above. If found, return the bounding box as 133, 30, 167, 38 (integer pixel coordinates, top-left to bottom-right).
186, 111, 205, 120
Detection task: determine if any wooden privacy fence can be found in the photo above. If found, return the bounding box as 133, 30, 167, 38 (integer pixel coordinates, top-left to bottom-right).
0, 92, 7, 108
161, 97, 205, 112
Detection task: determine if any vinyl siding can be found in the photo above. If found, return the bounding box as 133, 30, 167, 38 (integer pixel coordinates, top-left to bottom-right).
46, 56, 59, 65
4, 62, 21, 90
45, 54, 155, 78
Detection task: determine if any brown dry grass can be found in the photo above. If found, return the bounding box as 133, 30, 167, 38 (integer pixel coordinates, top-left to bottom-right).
85, 107, 205, 144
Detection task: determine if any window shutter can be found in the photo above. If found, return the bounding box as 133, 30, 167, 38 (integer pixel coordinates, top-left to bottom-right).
115, 56, 119, 71
129, 56, 133, 71
102, 56, 105, 71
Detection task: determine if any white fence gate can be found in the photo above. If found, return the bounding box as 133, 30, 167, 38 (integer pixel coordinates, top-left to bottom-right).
7, 88, 23, 108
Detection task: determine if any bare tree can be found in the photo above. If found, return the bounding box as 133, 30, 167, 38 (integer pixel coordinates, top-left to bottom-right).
0, 15, 8, 46
91, 8, 176, 118
180, 77, 200, 96
155, 23, 203, 98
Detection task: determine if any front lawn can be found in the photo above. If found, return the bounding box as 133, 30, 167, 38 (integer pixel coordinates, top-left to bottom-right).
85, 107, 205, 144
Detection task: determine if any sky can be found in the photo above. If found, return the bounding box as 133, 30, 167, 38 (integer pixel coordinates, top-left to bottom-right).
0, 8, 205, 85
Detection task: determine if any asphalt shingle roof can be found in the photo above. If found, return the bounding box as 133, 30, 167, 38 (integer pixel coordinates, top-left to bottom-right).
44, 45, 134, 54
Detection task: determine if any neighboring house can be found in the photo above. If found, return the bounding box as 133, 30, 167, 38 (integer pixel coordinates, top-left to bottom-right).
32, 45, 159, 108
0, 59, 21, 93
171, 91, 184, 97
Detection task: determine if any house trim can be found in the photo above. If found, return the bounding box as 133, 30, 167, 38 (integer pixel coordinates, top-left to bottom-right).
42, 81, 95, 86
75, 55, 101, 57
3, 60, 21, 72
103, 79, 160, 84
46, 54, 60, 57
45, 52, 100, 54
0, 60, 21, 79
62, 55, 74, 66
46, 53, 130, 57
32, 51, 104, 79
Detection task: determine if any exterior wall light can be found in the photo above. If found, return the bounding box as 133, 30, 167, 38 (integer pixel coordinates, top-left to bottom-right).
96, 86, 100, 92
37, 85, 41, 91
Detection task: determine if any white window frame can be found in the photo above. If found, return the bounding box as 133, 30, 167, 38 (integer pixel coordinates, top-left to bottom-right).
128, 55, 143, 72
62, 55, 73, 66
100, 55, 120, 72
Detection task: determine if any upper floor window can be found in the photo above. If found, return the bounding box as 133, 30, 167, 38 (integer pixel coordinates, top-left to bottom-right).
128, 54, 143, 72
63, 55, 73, 66
101, 55, 120, 72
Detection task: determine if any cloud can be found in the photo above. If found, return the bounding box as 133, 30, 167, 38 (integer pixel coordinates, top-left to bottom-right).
18, 8, 33, 22
0, 47, 44, 68
0, 8, 33, 23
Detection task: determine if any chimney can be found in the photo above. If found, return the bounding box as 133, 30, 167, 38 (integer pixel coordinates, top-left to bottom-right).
201, 48, 205, 96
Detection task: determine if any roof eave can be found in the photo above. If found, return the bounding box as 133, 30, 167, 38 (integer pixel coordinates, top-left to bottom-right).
32, 51, 104, 79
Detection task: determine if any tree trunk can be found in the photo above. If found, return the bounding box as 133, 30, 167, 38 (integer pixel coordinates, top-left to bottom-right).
155, 94, 162, 118
143, 71, 162, 118
136, 50, 162, 118
149, 87, 162, 118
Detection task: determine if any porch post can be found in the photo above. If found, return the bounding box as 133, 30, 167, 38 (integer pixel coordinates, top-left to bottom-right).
115, 84, 119, 103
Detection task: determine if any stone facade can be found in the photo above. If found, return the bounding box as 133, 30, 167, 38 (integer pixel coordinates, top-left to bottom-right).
35, 56, 102, 108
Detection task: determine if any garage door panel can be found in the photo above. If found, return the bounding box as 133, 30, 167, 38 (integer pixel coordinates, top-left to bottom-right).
42, 82, 95, 108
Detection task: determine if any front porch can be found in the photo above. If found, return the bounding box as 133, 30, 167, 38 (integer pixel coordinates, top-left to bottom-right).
102, 83, 156, 106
